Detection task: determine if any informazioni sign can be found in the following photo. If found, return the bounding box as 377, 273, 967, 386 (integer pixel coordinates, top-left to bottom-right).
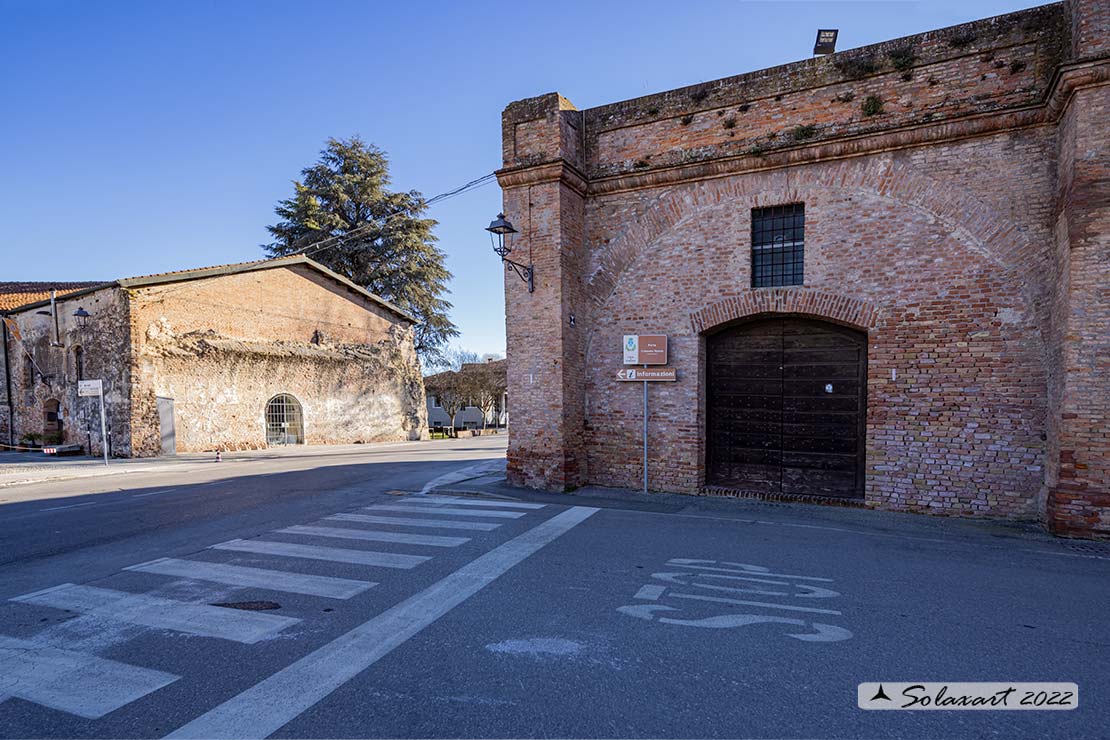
623, 335, 667, 365
616, 368, 676, 381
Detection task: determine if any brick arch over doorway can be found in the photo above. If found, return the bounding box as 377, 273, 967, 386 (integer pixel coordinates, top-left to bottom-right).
689, 290, 880, 335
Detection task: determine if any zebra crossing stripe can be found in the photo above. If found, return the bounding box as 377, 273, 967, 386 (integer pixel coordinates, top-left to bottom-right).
276, 525, 469, 548
165, 506, 599, 739
125, 558, 375, 599
210, 539, 431, 569
0, 635, 179, 719
11, 584, 298, 644
403, 495, 545, 510
327, 513, 501, 531
365, 504, 525, 519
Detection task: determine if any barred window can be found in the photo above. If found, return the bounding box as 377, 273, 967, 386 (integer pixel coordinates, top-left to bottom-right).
751, 203, 804, 287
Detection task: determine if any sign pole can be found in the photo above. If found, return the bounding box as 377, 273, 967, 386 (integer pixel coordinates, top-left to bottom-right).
642, 363, 648, 494
79, 379, 109, 465
98, 394, 108, 466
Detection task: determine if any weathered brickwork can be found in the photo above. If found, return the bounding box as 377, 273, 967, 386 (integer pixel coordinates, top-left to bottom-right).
497, 0, 1110, 537
1, 259, 426, 457
1, 286, 134, 456
1047, 82, 1110, 536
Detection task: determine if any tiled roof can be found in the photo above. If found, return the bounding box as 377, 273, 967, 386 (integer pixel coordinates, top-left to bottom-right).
0, 282, 104, 312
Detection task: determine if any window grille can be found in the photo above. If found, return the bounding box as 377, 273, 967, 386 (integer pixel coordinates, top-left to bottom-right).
265, 394, 304, 445
752, 203, 804, 287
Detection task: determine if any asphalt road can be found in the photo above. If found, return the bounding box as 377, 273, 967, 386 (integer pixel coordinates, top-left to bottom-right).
0, 436, 1107, 739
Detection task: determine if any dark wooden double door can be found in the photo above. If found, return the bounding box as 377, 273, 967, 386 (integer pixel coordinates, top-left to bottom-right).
706, 317, 867, 499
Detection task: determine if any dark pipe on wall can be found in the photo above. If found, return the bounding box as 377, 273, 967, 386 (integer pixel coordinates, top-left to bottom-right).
2, 316, 14, 447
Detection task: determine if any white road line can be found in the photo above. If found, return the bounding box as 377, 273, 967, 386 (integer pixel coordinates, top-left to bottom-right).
0, 635, 179, 719
132, 488, 181, 499
277, 525, 468, 548
327, 513, 502, 531
124, 558, 375, 600
165, 505, 598, 739
210, 539, 431, 569
365, 504, 525, 519
403, 496, 545, 510
1019, 548, 1110, 561
416, 460, 506, 495
670, 592, 842, 616
37, 501, 96, 512
634, 584, 666, 601
11, 584, 299, 644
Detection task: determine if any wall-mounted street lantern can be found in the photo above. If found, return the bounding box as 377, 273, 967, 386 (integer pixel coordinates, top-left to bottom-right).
73, 307, 90, 327
486, 213, 533, 293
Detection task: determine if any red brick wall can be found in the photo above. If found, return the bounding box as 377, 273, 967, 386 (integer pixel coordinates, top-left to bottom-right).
579, 166, 1047, 516
498, 1, 1109, 535
1047, 83, 1110, 536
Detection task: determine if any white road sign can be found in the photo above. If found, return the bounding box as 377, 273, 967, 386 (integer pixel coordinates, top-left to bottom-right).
78, 379, 103, 397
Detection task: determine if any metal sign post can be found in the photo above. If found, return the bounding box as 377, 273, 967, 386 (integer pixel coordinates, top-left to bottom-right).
642, 364, 648, 494
623, 335, 672, 495
78, 379, 108, 466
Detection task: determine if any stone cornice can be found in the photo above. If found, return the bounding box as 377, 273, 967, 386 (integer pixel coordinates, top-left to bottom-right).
1042, 58, 1110, 119
495, 160, 588, 196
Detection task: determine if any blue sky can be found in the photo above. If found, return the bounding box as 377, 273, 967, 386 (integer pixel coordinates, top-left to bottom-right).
2, 0, 1041, 357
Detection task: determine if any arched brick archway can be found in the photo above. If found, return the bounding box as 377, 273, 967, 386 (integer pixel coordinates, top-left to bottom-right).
582, 158, 1041, 319
689, 290, 881, 335
577, 157, 1047, 512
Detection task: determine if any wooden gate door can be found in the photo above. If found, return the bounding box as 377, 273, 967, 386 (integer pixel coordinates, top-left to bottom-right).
706, 317, 866, 499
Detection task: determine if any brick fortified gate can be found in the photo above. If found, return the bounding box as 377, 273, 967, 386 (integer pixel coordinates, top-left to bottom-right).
496, 0, 1109, 537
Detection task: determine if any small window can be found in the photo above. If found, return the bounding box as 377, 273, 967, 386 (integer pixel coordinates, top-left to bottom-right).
751, 203, 804, 288
74, 346, 84, 381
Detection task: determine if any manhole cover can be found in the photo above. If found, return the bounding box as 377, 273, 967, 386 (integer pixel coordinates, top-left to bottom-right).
211, 601, 281, 611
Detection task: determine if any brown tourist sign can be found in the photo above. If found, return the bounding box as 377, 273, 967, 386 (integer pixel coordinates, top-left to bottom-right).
616, 367, 677, 382
623, 335, 668, 365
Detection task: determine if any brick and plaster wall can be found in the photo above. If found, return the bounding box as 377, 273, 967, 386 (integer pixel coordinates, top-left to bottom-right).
497, 1, 1110, 536
1, 263, 426, 457
2, 287, 134, 456
127, 264, 426, 455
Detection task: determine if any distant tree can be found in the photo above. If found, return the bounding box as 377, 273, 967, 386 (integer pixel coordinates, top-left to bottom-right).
458, 360, 507, 430
424, 345, 482, 375
264, 136, 458, 365
424, 370, 463, 436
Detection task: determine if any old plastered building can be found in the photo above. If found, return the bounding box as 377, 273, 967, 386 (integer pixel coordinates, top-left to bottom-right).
496, 0, 1109, 537
0, 256, 427, 456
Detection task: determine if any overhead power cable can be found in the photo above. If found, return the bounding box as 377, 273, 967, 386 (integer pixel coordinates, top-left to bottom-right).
291, 172, 498, 260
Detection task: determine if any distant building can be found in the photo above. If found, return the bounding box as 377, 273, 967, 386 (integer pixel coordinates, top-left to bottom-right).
425, 359, 507, 430
496, 0, 1109, 538
0, 256, 427, 455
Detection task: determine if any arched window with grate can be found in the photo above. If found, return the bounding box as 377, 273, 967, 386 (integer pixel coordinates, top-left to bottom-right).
265, 394, 304, 445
